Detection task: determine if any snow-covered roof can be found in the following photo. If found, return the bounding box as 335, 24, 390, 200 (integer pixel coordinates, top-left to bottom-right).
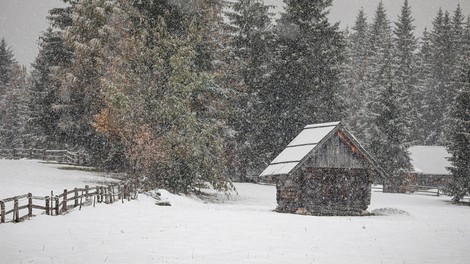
260, 122, 339, 177
408, 146, 452, 175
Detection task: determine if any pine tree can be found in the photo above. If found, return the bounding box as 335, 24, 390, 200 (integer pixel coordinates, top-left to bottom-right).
447, 41, 470, 202
393, 0, 417, 143
56, 0, 116, 166
0, 38, 16, 90
0, 64, 29, 149
0, 38, 22, 149
364, 1, 411, 192
344, 8, 370, 137
361, 1, 392, 144
224, 0, 275, 179
27, 28, 69, 148
26, 0, 76, 149
369, 1, 390, 55
259, 0, 345, 161
425, 9, 453, 145
450, 4, 466, 68
367, 38, 411, 192
415, 28, 434, 144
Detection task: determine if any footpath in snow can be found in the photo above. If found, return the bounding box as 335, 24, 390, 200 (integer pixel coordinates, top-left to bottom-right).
1, 159, 469, 264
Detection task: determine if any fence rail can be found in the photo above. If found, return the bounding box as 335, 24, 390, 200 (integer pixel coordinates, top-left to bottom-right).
409, 185, 442, 196
0, 148, 87, 165
0, 182, 137, 224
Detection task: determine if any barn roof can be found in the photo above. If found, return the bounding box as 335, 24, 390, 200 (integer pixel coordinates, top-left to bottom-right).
259, 121, 385, 178
408, 146, 452, 175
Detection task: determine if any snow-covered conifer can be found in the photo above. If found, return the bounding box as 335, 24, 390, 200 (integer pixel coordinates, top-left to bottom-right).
364, 2, 411, 192
447, 40, 470, 202
224, 0, 275, 179
0, 38, 16, 90
393, 0, 417, 143
259, 0, 345, 161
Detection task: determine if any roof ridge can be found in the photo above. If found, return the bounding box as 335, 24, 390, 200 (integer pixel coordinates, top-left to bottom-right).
304, 121, 340, 129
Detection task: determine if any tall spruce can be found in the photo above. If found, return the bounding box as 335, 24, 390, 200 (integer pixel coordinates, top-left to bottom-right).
415, 28, 434, 144
26, 0, 76, 149
447, 39, 470, 202
0, 38, 16, 90
425, 9, 453, 145
357, 1, 392, 146
28, 28, 70, 148
393, 0, 417, 143
450, 4, 466, 71
0, 39, 21, 148
56, 0, 117, 166
365, 1, 411, 192
0, 64, 29, 149
362, 0, 392, 145
224, 0, 275, 179
259, 0, 345, 161
344, 8, 370, 138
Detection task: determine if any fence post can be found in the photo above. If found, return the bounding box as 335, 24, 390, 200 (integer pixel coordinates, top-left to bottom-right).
95, 186, 99, 203
108, 186, 113, 203
54, 196, 59, 215
96, 186, 100, 203
14, 198, 19, 222
62, 189, 67, 213
45, 196, 50, 215
100, 186, 105, 203
0, 200, 5, 223
51, 191, 54, 215
28, 193, 33, 218
104, 187, 109, 204
127, 184, 133, 202
85, 185, 89, 200
79, 189, 85, 210
74, 188, 78, 207
42, 149, 46, 161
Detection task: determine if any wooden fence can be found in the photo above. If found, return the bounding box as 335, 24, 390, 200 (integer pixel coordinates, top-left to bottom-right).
0, 148, 87, 165
409, 185, 442, 196
0, 182, 137, 224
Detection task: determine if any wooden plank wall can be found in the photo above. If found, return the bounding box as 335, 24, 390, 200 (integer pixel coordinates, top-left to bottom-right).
305, 133, 367, 169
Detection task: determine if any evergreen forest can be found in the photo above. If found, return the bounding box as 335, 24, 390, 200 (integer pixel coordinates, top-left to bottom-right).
0, 0, 469, 200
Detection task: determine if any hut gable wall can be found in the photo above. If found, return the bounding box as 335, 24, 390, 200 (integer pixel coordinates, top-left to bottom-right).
304, 130, 368, 169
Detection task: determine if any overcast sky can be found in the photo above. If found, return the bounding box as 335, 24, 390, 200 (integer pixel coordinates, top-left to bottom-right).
0, 0, 469, 68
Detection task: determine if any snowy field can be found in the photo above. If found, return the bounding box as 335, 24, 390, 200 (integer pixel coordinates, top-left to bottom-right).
1, 160, 470, 264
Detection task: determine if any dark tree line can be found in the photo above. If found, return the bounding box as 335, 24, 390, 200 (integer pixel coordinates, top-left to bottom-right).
343, 1, 470, 196
0, 0, 468, 199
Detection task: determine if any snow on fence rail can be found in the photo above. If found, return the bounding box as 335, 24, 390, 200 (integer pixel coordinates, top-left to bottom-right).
409, 185, 442, 196
0, 148, 87, 165
0, 182, 137, 224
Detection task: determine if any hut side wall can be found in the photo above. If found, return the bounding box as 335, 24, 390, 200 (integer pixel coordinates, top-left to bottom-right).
300, 168, 372, 215
276, 172, 303, 213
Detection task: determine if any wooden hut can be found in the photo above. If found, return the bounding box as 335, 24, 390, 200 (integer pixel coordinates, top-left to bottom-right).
407, 146, 452, 191
260, 122, 386, 216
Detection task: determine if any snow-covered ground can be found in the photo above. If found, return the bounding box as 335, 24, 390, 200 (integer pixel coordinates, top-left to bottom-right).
1, 160, 469, 264
0, 159, 118, 198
